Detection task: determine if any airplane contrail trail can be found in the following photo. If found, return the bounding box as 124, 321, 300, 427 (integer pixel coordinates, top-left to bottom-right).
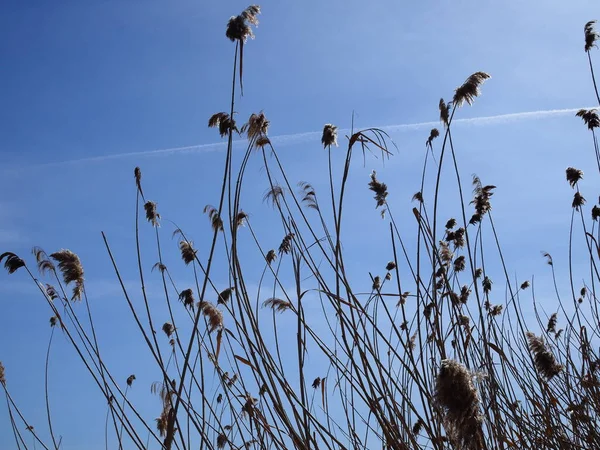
7, 107, 592, 171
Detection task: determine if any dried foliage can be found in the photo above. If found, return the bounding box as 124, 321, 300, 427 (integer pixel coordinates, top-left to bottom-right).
3, 10, 600, 450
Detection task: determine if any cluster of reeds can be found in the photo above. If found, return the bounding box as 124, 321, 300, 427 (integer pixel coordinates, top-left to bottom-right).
2, 7, 600, 450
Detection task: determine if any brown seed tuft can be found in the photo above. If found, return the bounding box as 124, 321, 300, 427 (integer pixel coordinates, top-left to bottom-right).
127, 374, 136, 387
144, 201, 160, 226
426, 128, 440, 150
0, 361, 5, 385
368, 171, 388, 208
576, 109, 600, 129
435, 359, 483, 449
226, 5, 260, 42
162, 323, 175, 338
263, 297, 292, 313
50, 316, 58, 327
204, 205, 223, 232
453, 72, 491, 107
572, 192, 586, 210
266, 249, 276, 265
526, 332, 564, 380
312, 377, 321, 389
217, 433, 228, 449
547, 313, 558, 333
0, 252, 25, 274
566, 167, 583, 188
179, 289, 195, 310
199, 302, 223, 333
585, 20, 599, 52
208, 112, 238, 138
241, 111, 269, 144
278, 233, 294, 254
179, 241, 197, 265
439, 99, 451, 127
217, 288, 234, 305
50, 249, 84, 301
321, 124, 338, 148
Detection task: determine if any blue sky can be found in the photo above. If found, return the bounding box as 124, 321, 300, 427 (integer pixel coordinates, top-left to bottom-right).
1, 0, 600, 448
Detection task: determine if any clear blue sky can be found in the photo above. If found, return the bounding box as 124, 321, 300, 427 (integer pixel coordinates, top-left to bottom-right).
1, 1, 599, 448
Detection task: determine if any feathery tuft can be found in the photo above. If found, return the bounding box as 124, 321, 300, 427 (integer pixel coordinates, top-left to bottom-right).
435, 359, 484, 449
526, 332, 563, 380
321, 124, 338, 148
585, 20, 599, 52
453, 72, 491, 107
0, 252, 25, 274
50, 249, 84, 301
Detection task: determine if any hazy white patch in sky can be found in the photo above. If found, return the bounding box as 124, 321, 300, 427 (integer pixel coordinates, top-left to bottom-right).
5, 107, 593, 171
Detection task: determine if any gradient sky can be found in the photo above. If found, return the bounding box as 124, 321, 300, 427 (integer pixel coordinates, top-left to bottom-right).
1, 1, 600, 449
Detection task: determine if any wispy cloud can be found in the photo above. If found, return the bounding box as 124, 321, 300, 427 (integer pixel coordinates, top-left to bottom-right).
6, 107, 591, 171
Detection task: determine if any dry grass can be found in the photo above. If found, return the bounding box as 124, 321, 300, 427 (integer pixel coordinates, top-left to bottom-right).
2, 7, 600, 450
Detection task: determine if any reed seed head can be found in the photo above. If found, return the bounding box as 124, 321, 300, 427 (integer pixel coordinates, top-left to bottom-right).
263, 297, 292, 313
576, 109, 600, 129
204, 205, 223, 232
144, 201, 160, 226
208, 112, 238, 137
453, 72, 491, 107
526, 332, 564, 380
127, 374, 136, 387
217, 288, 234, 305
179, 289, 195, 310
439, 99, 451, 127
566, 167, 583, 188
369, 171, 388, 208
547, 313, 558, 333
199, 302, 223, 332
572, 192, 586, 210
321, 124, 338, 148
162, 322, 175, 338
179, 241, 197, 265
50, 316, 58, 327
226, 5, 260, 42
0, 361, 5, 385
592, 205, 600, 221
426, 128, 440, 150
217, 433, 228, 449
242, 111, 269, 141
0, 252, 25, 274
435, 359, 483, 450
50, 249, 84, 301
585, 20, 599, 52
266, 249, 276, 265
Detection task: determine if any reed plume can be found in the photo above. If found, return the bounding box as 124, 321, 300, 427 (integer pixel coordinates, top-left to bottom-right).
50, 249, 84, 301
435, 359, 484, 449
453, 72, 491, 107
526, 332, 563, 380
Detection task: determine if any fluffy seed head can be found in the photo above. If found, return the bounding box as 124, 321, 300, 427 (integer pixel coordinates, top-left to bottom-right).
426, 128, 440, 150
0, 252, 25, 274
144, 201, 160, 226
50, 249, 84, 301
226, 5, 260, 42
453, 72, 491, 107
127, 374, 136, 387
263, 297, 292, 313
179, 289, 195, 310
369, 171, 388, 208
573, 192, 586, 210
321, 124, 338, 148
179, 241, 197, 265
208, 112, 238, 137
576, 109, 600, 129
585, 20, 599, 52
526, 332, 564, 380
199, 302, 223, 333
0, 361, 5, 385
435, 359, 483, 449
566, 167, 583, 188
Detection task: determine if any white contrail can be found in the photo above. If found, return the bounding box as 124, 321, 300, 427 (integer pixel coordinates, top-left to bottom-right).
8, 107, 592, 170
